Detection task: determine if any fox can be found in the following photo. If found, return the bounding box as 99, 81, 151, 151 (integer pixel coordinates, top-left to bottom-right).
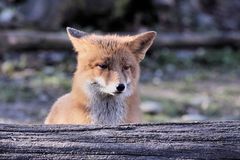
44, 27, 156, 125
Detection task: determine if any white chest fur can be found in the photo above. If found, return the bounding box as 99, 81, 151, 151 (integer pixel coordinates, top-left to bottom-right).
89, 96, 126, 125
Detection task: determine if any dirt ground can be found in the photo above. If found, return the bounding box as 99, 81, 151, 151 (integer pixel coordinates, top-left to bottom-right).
0, 68, 239, 124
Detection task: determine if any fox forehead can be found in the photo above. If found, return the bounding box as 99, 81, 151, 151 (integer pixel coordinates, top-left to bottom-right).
83, 34, 133, 53
77, 34, 137, 64
79, 49, 136, 70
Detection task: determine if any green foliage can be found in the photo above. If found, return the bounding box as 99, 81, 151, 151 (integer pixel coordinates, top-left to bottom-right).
146, 48, 240, 70
193, 48, 240, 67
0, 83, 36, 102
113, 0, 130, 18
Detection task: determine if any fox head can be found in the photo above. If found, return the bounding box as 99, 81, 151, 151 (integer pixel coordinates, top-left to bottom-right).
67, 27, 156, 98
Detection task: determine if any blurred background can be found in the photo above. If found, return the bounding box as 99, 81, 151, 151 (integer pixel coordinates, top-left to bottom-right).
0, 0, 240, 124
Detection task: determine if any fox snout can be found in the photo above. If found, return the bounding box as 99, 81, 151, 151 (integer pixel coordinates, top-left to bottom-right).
105, 82, 128, 95
116, 83, 125, 92
92, 77, 131, 96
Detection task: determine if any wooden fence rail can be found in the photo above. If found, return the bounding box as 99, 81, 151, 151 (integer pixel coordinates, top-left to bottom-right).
0, 121, 239, 159
1, 30, 240, 52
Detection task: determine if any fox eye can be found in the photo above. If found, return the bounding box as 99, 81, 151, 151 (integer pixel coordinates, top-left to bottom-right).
123, 65, 131, 70
97, 64, 108, 69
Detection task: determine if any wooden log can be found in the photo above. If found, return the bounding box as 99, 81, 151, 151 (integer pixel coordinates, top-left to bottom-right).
154, 32, 240, 48
0, 30, 240, 53
0, 30, 71, 53
0, 121, 239, 159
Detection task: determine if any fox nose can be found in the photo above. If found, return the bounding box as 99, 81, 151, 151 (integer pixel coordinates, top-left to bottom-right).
116, 84, 125, 92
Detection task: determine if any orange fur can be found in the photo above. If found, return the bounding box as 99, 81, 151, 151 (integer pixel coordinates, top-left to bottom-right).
45, 27, 156, 125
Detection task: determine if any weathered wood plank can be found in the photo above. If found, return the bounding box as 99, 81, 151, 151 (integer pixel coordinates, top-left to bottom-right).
1, 30, 240, 53
0, 121, 239, 159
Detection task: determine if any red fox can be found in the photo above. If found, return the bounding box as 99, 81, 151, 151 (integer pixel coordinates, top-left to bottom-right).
44, 27, 156, 125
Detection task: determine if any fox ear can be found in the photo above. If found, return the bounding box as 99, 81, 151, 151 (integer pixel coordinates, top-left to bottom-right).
66, 27, 87, 51
128, 31, 156, 61
66, 27, 87, 39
